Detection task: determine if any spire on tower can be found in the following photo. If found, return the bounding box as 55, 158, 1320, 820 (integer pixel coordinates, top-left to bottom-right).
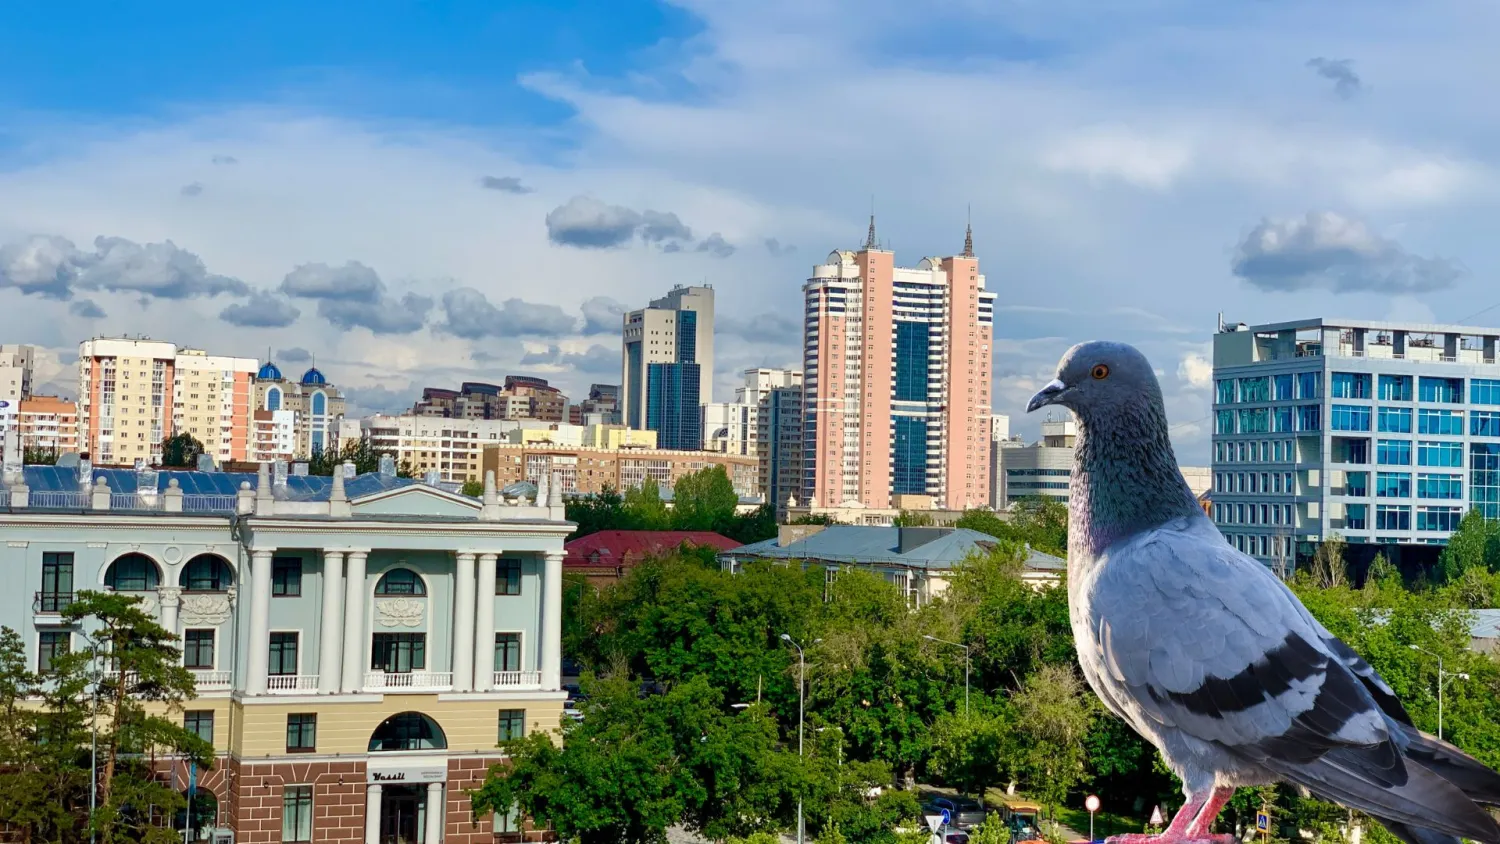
865, 196, 877, 250
963, 205, 974, 258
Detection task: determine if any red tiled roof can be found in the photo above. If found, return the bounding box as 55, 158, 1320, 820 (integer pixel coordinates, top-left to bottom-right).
564, 530, 741, 568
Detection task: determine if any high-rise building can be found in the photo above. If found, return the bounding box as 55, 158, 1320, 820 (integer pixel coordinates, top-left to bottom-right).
1211, 317, 1500, 568
0, 344, 36, 447
17, 396, 78, 455
413, 378, 567, 423
253, 359, 347, 458
569, 383, 622, 426
802, 223, 995, 511
621, 285, 715, 450
172, 349, 258, 464
993, 418, 1074, 509
702, 368, 804, 513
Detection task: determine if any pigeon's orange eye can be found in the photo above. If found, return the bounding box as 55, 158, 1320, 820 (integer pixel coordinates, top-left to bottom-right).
1091, 364, 1110, 380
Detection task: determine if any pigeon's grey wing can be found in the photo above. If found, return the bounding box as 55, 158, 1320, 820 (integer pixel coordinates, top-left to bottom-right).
1090, 522, 1500, 843
1318, 633, 1412, 725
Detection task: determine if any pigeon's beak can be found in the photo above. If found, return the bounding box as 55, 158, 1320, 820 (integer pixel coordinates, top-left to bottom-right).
1027, 379, 1068, 413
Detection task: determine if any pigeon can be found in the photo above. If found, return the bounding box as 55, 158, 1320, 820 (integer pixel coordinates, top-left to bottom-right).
1027, 341, 1500, 844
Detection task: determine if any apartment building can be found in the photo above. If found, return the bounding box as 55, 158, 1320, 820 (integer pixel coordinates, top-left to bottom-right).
2, 462, 571, 843
173, 348, 257, 463
621, 285, 714, 450
362, 415, 527, 483
802, 223, 995, 511
253, 360, 347, 459
1211, 317, 1500, 567
702, 368, 803, 514
0, 344, 36, 445
414, 377, 567, 423
481, 441, 759, 499
568, 383, 621, 426
992, 418, 1075, 509
17, 396, 79, 454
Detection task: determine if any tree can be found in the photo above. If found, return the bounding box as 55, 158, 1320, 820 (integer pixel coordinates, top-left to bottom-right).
623, 478, 672, 531
1009, 665, 1094, 810
461, 479, 484, 498
568, 487, 630, 538
60, 592, 214, 842
22, 446, 58, 465
1439, 509, 1500, 583
306, 435, 413, 477
722, 504, 777, 545
158, 432, 204, 468
1309, 533, 1347, 589
0, 626, 89, 840
892, 511, 934, 528
927, 703, 1011, 801
672, 466, 740, 532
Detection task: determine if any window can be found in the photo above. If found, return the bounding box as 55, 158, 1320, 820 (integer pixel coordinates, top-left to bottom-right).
1473, 411, 1500, 438
1379, 375, 1412, 402
1274, 374, 1294, 401
1346, 472, 1368, 496
269, 632, 299, 676
1238, 408, 1269, 433
286, 714, 317, 752
1377, 440, 1412, 466
1376, 472, 1411, 498
1418, 409, 1464, 436
1331, 373, 1371, 399
272, 557, 302, 597
499, 709, 525, 742
1418, 441, 1464, 468
1378, 407, 1412, 433
184, 630, 215, 669
1330, 405, 1371, 431
183, 556, 232, 592
1417, 473, 1462, 500
282, 785, 313, 843
1375, 504, 1411, 531
38, 631, 69, 673
1419, 377, 1463, 404
1215, 410, 1235, 435
495, 633, 522, 672
374, 568, 426, 595
494, 804, 522, 834
1239, 377, 1270, 403
1472, 443, 1500, 519
1272, 407, 1293, 433
497, 559, 523, 596
371, 633, 426, 673
40, 552, 74, 612
1417, 506, 1462, 532
1296, 405, 1321, 431
105, 554, 159, 591
184, 710, 214, 743
1296, 372, 1320, 399
1472, 378, 1500, 405
368, 712, 447, 752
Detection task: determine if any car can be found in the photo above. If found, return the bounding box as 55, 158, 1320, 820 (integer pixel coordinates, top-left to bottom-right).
923, 796, 987, 830
562, 699, 584, 722
945, 833, 970, 844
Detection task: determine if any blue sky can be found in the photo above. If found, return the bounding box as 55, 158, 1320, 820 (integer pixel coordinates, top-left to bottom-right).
2, 0, 1499, 463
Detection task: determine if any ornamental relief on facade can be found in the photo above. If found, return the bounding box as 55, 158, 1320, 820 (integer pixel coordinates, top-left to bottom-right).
179, 594, 232, 626
375, 598, 425, 628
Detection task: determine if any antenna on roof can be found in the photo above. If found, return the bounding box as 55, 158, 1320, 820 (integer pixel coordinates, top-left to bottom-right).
865, 196, 876, 250
963, 204, 973, 258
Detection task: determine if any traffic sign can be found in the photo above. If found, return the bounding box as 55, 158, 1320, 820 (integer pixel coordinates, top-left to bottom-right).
1256, 812, 1270, 832
940, 809, 951, 828
926, 815, 946, 833
1149, 806, 1163, 827
1085, 795, 1101, 813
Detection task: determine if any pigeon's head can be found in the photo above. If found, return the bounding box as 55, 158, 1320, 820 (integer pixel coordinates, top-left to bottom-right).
1026, 341, 1161, 418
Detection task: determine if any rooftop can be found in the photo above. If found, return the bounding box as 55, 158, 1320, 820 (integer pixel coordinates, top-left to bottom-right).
725, 525, 1065, 572
1219, 317, 1500, 337
564, 530, 741, 568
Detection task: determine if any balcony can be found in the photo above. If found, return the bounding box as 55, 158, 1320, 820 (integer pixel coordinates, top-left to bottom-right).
191, 670, 232, 691
364, 671, 454, 692
493, 670, 543, 688
266, 674, 319, 694
33, 591, 75, 615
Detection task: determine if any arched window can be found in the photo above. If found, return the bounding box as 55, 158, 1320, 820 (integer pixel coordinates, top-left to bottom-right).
104, 553, 160, 591
374, 568, 425, 596
181, 555, 234, 592
266, 387, 281, 411
311, 392, 326, 416
368, 712, 446, 752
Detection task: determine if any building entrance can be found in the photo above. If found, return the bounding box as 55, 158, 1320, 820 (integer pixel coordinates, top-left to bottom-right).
379, 784, 427, 843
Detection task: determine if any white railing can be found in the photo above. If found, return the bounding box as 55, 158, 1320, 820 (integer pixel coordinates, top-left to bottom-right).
30, 491, 88, 509
493, 670, 542, 688
183, 495, 238, 513
364, 671, 453, 691
266, 674, 319, 693
110, 493, 162, 511
192, 670, 232, 690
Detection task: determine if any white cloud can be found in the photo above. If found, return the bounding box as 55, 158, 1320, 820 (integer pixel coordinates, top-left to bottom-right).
1177, 350, 1213, 389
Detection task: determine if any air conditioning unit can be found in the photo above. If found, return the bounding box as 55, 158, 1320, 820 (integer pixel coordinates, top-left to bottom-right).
210, 829, 234, 844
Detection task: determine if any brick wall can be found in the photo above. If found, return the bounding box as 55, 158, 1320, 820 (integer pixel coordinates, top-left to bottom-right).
235, 759, 366, 843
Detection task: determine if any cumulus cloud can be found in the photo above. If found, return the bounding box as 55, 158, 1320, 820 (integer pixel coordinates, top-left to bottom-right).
280, 261, 383, 301
1178, 351, 1213, 388
695, 233, 736, 258
0, 234, 248, 300
1307, 58, 1362, 99
479, 175, 533, 194
180, 182, 204, 197
1231, 211, 1462, 294
764, 238, 796, 256
545, 195, 695, 250
68, 299, 106, 319
518, 343, 618, 374
580, 296, 629, 334
278, 261, 431, 334
439, 287, 578, 339
278, 347, 312, 362
219, 291, 302, 327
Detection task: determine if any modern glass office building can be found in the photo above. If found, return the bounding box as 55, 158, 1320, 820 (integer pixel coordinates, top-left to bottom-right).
1211, 317, 1500, 568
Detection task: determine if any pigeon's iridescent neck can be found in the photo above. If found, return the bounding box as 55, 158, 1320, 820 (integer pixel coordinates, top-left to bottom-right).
1068, 397, 1202, 563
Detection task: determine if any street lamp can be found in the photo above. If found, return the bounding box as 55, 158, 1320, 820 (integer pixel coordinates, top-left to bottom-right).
782, 633, 816, 844
924, 635, 971, 717
1409, 644, 1470, 741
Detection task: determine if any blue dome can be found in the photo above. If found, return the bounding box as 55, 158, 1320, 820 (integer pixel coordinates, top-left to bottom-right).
257, 361, 282, 380
301, 367, 327, 385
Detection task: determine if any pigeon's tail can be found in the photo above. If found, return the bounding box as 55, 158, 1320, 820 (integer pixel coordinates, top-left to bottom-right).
1261, 745, 1500, 844
1396, 723, 1500, 806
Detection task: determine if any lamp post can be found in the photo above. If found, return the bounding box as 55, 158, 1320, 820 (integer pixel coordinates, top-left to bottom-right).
1409, 644, 1470, 741
924, 635, 971, 717
782, 633, 812, 844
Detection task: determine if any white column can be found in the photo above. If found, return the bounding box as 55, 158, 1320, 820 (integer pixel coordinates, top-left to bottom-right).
157, 586, 182, 640
317, 551, 346, 694
341, 550, 369, 693
425, 782, 444, 843
452, 552, 477, 693
364, 783, 383, 844
245, 549, 274, 695
541, 551, 564, 691
474, 553, 497, 692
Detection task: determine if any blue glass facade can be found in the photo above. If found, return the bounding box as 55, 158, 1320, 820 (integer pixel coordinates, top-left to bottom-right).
891, 416, 929, 496
645, 362, 701, 451
676, 310, 698, 363
893, 322, 930, 402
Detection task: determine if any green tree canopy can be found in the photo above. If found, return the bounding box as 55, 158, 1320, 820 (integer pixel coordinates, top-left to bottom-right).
158, 432, 204, 468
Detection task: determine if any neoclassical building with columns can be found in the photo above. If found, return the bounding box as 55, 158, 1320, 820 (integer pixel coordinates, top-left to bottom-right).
1, 459, 572, 844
